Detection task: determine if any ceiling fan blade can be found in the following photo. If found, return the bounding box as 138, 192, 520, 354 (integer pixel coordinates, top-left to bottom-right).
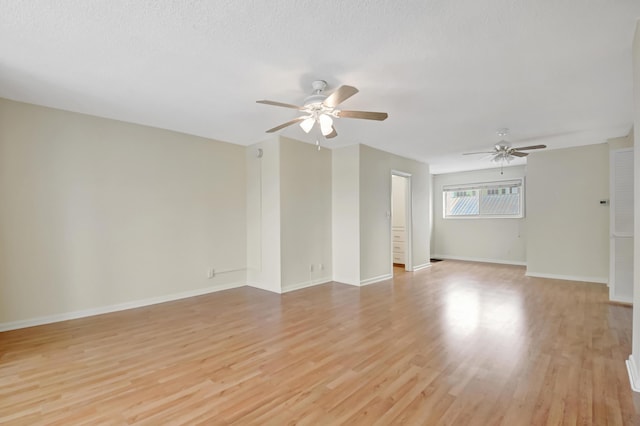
511, 151, 529, 157
324, 85, 359, 108
325, 127, 338, 139
463, 151, 495, 155
257, 100, 302, 110
337, 110, 388, 121
266, 117, 306, 133
513, 144, 546, 151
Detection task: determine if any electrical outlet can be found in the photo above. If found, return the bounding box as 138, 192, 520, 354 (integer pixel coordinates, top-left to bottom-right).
207, 268, 215, 279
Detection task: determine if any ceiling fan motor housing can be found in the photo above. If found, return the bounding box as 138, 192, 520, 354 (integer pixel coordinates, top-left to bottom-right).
311, 80, 327, 92
304, 80, 329, 108
304, 93, 328, 108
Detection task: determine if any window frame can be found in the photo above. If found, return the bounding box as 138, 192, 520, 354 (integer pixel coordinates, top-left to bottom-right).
442, 178, 525, 219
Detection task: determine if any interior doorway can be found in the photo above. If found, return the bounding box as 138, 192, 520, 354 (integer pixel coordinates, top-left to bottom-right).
391, 171, 412, 274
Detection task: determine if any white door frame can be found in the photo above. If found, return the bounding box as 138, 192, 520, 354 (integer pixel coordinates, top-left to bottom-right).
391, 170, 413, 272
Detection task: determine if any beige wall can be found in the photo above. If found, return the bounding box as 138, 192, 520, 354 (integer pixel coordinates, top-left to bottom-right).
246, 136, 332, 292
359, 145, 431, 283
331, 145, 360, 285
0, 102, 429, 326
0, 98, 247, 326
331, 144, 431, 285
432, 166, 526, 265
526, 144, 609, 282
245, 138, 281, 293
280, 137, 332, 291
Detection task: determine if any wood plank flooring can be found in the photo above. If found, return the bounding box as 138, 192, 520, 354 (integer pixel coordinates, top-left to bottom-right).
1, 260, 638, 424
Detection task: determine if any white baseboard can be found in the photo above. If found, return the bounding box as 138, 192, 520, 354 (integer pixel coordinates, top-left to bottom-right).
525, 271, 608, 284
411, 263, 432, 271
627, 355, 640, 392
281, 277, 332, 293
431, 254, 526, 266
610, 295, 633, 305
0, 281, 245, 332
332, 276, 360, 286
246, 282, 281, 294
360, 273, 393, 286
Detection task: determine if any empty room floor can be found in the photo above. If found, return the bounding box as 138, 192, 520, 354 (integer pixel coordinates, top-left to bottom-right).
1, 260, 638, 424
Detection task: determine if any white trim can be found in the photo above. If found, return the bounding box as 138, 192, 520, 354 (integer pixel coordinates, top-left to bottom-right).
627, 355, 640, 392
334, 279, 361, 287
246, 281, 266, 290
246, 282, 281, 294
610, 295, 634, 304
411, 263, 432, 271
525, 271, 608, 284
281, 277, 332, 293
391, 170, 413, 178
332, 276, 360, 286
360, 273, 393, 286
0, 281, 245, 332
443, 179, 522, 192
432, 254, 526, 266
442, 215, 524, 220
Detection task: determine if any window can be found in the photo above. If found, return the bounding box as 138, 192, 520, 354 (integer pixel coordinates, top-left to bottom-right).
443, 179, 524, 218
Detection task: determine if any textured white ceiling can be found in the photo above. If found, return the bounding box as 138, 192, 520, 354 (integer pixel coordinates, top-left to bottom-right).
1, 1, 639, 173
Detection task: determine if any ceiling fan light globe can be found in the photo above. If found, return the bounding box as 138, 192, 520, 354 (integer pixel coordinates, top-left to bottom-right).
319, 114, 334, 136
300, 117, 315, 133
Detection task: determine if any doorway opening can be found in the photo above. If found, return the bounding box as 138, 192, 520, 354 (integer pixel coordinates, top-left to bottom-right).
391, 171, 412, 275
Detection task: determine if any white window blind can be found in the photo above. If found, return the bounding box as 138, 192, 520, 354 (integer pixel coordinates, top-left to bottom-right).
443, 179, 524, 218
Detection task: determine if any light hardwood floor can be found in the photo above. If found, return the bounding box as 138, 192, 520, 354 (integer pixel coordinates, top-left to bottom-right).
1, 260, 638, 425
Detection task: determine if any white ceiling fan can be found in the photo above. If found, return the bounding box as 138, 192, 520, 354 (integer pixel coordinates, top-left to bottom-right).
464, 128, 547, 160
463, 129, 547, 173
257, 80, 388, 140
